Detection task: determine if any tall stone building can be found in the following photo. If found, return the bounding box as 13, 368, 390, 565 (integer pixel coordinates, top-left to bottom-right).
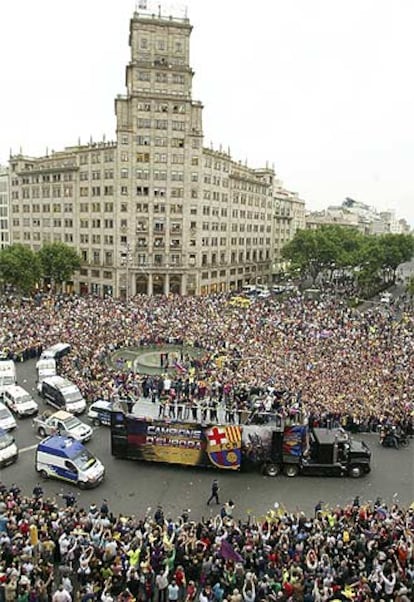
8, 9, 291, 296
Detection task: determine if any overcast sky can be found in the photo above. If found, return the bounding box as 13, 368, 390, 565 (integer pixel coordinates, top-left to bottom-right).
1, 0, 413, 224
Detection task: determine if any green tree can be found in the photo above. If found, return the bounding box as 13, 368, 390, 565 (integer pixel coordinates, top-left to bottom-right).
38, 242, 81, 291
282, 226, 363, 283
376, 234, 414, 283
0, 244, 42, 293
283, 227, 414, 291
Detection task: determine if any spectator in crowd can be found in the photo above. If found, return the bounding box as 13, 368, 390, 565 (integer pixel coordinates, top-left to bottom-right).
0, 292, 412, 433
0, 482, 413, 601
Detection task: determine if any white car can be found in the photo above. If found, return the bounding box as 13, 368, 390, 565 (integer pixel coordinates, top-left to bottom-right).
33, 410, 93, 442
0, 429, 18, 468
2, 385, 39, 418
0, 401, 17, 430
380, 292, 392, 304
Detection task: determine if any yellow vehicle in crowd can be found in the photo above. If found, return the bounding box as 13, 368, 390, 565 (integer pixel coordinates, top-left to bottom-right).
228, 296, 252, 308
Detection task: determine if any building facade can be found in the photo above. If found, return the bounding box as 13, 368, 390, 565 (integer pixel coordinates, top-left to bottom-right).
272, 183, 305, 274
8, 9, 299, 296
0, 167, 9, 249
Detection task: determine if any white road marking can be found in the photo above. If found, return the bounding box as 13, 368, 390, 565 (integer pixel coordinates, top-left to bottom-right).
20, 444, 38, 453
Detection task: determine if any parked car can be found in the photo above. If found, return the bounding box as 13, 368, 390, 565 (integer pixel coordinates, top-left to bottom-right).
272, 285, 287, 295
2, 385, 39, 418
33, 410, 93, 442
380, 292, 392, 304
241, 285, 257, 296
0, 428, 18, 468
228, 296, 252, 308
0, 401, 17, 431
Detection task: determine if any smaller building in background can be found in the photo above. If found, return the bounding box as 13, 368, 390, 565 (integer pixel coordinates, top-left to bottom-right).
272, 182, 305, 276
306, 197, 411, 236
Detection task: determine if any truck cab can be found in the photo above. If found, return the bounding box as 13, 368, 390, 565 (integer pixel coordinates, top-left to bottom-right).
300, 428, 371, 478
257, 425, 371, 478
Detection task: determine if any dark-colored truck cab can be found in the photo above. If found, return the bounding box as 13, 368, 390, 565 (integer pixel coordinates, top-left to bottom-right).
287, 427, 370, 478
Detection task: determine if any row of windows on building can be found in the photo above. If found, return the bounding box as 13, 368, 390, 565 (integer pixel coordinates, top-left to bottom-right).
12, 158, 265, 190
11, 146, 245, 174
119, 136, 201, 150
12, 195, 272, 218
11, 213, 271, 238
135, 101, 187, 113
13, 190, 270, 211
12, 187, 248, 202
135, 72, 186, 87
135, 118, 187, 130
137, 36, 185, 54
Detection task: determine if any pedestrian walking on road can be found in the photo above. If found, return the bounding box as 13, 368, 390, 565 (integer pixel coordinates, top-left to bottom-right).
207, 479, 220, 505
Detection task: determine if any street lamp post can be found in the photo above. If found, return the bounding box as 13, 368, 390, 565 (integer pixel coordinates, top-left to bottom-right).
120, 244, 132, 301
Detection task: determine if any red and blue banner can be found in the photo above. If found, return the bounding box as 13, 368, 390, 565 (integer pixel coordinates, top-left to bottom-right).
205, 425, 242, 470
119, 417, 242, 470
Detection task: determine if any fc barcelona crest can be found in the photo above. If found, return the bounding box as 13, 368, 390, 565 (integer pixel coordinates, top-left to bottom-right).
205, 425, 242, 470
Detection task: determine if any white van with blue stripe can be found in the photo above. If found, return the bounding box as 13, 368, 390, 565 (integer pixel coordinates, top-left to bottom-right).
35, 435, 105, 489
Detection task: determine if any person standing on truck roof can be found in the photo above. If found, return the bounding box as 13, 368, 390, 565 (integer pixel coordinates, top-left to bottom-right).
207, 479, 220, 505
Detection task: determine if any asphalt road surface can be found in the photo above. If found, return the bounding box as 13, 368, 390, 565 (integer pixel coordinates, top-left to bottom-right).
2, 359, 413, 520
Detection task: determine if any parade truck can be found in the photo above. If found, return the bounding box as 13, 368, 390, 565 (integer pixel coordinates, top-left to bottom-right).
110, 408, 371, 478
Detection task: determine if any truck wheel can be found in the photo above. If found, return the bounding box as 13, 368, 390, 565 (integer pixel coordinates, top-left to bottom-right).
39, 470, 48, 480
264, 463, 280, 477
38, 427, 46, 438
93, 418, 101, 427
349, 465, 362, 478
78, 481, 87, 490
284, 465, 299, 478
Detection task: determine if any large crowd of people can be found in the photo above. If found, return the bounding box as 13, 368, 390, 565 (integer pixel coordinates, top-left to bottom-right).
0, 291, 413, 600
0, 291, 413, 432
0, 483, 413, 602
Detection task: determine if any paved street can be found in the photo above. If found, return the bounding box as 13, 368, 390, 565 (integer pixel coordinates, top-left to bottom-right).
2, 358, 413, 519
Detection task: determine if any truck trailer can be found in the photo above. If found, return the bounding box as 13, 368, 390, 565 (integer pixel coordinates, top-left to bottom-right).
110, 408, 371, 478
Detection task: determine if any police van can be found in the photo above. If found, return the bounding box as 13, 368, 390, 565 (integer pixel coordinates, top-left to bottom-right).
2, 385, 39, 418
36, 358, 57, 391
40, 343, 71, 361
0, 428, 18, 468
0, 360, 17, 393
35, 435, 105, 488
39, 376, 86, 414
87, 400, 113, 426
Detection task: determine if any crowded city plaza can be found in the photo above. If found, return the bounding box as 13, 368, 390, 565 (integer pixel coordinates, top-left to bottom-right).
0, 289, 413, 601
